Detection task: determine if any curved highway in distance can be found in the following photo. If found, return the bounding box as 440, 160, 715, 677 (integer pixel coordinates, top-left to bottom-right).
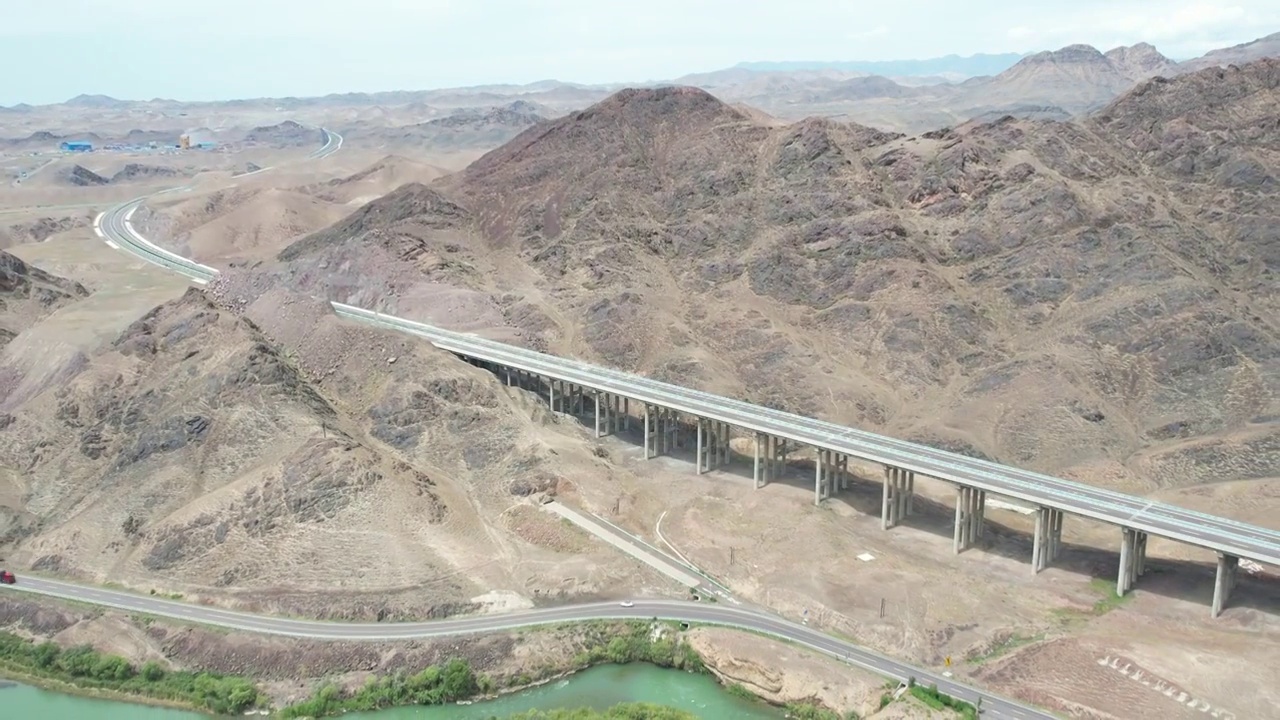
4, 575, 1048, 719
310, 127, 344, 159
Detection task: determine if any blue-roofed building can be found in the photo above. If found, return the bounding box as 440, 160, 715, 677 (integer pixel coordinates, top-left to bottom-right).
60, 141, 92, 152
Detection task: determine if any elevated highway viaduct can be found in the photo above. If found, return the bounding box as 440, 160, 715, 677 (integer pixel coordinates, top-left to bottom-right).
333, 304, 1278, 619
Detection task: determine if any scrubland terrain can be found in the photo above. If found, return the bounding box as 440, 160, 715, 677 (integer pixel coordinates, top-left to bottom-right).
0, 38, 1278, 720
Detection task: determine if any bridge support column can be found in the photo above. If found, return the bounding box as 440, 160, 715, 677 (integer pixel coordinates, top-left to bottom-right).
881, 467, 913, 529
1116, 527, 1147, 596
644, 405, 656, 459
696, 418, 707, 475
667, 410, 679, 451
753, 433, 765, 488
772, 437, 785, 481
953, 486, 986, 553
1031, 507, 1064, 573
594, 391, 602, 438
814, 449, 836, 505
549, 379, 559, 413
713, 422, 729, 469
1212, 553, 1239, 617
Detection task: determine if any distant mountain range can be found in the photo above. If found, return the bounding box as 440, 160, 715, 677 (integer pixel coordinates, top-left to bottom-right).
733, 53, 1028, 79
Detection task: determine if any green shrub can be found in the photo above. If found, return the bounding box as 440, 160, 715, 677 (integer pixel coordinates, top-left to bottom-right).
278, 657, 481, 718
0, 631, 260, 714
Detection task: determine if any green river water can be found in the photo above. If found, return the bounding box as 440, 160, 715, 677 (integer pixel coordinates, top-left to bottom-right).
0, 664, 785, 718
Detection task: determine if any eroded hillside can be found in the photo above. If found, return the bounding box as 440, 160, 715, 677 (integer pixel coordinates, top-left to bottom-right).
0, 277, 668, 618
265, 61, 1280, 494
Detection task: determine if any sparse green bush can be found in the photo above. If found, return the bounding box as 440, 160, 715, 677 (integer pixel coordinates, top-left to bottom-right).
909, 683, 979, 720
278, 657, 479, 718
0, 631, 260, 714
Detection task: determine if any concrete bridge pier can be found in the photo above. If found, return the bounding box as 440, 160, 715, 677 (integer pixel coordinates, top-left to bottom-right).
608, 395, 622, 435
753, 433, 776, 488
549, 379, 561, 413
693, 419, 730, 473
1116, 527, 1148, 595
1031, 507, 1064, 573
814, 449, 836, 505
713, 422, 730, 469
881, 467, 914, 530
1212, 553, 1240, 617
643, 404, 658, 459
953, 486, 986, 553
834, 454, 849, 493
595, 392, 621, 438
696, 419, 709, 474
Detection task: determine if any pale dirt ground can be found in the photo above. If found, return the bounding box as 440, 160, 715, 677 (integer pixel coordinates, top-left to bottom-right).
554, 426, 1279, 720
687, 626, 887, 712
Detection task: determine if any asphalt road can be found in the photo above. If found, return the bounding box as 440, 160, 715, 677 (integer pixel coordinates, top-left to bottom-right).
334, 304, 1280, 569
310, 128, 344, 159
2, 576, 1048, 719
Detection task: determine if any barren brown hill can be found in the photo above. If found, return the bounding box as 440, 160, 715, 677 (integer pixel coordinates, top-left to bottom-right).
0, 250, 89, 349
344, 101, 549, 154
277, 62, 1280, 493
1177, 31, 1280, 74
139, 187, 350, 264
0, 285, 660, 617
955, 43, 1176, 115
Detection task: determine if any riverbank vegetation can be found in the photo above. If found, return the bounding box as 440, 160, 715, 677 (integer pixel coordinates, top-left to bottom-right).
505, 703, 696, 719
0, 630, 259, 714
277, 657, 490, 718
279, 621, 708, 718
570, 620, 704, 672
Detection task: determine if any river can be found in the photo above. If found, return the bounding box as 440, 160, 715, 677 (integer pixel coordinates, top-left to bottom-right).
0, 664, 785, 718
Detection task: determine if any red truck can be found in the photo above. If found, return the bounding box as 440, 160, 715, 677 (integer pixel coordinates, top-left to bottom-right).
0, 570, 15, 584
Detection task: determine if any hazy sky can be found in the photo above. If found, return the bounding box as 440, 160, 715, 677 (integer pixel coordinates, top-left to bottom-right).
1, 0, 1276, 105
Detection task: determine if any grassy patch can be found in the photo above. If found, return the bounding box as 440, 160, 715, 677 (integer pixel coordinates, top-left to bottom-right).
1087, 578, 1132, 614
277, 658, 491, 718
908, 683, 979, 720
571, 620, 705, 672
0, 631, 260, 715
967, 632, 1045, 664
1053, 579, 1133, 624
782, 702, 855, 719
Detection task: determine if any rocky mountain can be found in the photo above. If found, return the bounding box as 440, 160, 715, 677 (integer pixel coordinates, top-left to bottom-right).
277, 59, 1280, 492
956, 43, 1176, 115
1177, 31, 1280, 74
0, 251, 89, 348
0, 278, 640, 616
242, 120, 323, 148
346, 101, 549, 153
